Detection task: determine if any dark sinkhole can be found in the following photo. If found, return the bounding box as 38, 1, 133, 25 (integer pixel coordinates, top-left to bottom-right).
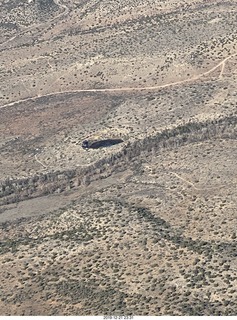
82, 139, 123, 149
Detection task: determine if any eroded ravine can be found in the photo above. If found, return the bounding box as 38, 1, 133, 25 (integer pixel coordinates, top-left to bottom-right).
0, 114, 236, 207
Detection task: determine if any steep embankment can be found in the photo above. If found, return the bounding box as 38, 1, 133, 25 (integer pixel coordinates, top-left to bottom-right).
0, 114, 236, 206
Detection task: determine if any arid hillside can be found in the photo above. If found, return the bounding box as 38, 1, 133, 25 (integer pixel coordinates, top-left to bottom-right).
0, 0, 237, 316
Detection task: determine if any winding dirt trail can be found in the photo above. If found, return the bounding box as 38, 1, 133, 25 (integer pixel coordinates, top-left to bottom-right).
34, 154, 47, 169
171, 172, 201, 191
171, 172, 235, 192
0, 53, 235, 110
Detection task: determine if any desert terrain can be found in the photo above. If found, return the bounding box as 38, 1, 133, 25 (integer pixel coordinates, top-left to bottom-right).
0, 0, 237, 316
